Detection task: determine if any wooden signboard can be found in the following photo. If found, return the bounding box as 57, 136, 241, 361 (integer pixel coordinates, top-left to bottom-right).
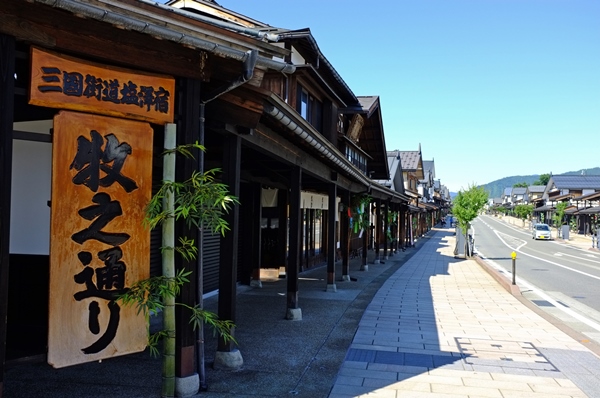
30, 47, 175, 124
346, 114, 364, 142
48, 111, 152, 368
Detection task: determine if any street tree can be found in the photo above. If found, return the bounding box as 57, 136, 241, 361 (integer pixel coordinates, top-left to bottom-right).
514, 204, 533, 226
513, 182, 528, 188
552, 201, 569, 238
452, 184, 488, 257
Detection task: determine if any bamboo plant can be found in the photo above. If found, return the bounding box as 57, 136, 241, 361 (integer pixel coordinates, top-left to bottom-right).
119, 126, 238, 398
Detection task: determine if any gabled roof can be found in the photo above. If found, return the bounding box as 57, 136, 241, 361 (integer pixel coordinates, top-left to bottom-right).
398, 150, 424, 179
348, 96, 389, 180
549, 175, 600, 190
512, 187, 527, 195
423, 160, 435, 179
374, 151, 405, 193
168, 1, 355, 104
527, 185, 546, 193
503, 187, 512, 197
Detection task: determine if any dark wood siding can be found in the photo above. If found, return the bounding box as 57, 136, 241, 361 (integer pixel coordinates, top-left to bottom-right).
261, 72, 285, 99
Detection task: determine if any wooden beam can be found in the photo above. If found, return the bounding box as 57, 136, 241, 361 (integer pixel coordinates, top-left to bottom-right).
0, 1, 211, 81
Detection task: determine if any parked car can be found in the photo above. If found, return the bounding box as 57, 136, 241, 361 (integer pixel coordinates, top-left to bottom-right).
532, 223, 552, 240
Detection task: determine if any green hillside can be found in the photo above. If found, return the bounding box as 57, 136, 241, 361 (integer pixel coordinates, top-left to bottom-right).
480, 167, 600, 199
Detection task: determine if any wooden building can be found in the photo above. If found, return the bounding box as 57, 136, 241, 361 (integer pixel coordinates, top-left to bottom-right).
0, 0, 410, 395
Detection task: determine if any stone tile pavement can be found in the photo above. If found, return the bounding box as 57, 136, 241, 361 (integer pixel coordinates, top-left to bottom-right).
5, 225, 600, 397
330, 228, 600, 397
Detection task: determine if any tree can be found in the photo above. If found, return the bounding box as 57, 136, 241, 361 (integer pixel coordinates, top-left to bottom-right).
119, 133, 238, 398
552, 201, 569, 238
514, 204, 533, 226
513, 182, 528, 188
534, 173, 551, 186
452, 184, 488, 257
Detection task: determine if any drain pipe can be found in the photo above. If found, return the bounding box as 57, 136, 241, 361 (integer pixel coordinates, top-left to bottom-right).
196, 49, 258, 392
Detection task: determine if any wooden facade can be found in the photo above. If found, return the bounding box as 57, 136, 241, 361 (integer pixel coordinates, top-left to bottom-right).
0, 0, 422, 395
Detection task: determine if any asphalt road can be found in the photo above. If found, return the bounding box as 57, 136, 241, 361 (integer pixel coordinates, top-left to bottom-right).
472, 214, 600, 346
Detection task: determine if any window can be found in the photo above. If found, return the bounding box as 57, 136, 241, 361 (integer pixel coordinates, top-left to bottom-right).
345, 145, 367, 175
297, 84, 323, 132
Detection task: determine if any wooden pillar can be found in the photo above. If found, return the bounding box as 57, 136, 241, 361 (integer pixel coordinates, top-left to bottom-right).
217, 134, 241, 353
374, 199, 381, 263
340, 190, 350, 281
277, 189, 288, 276
301, 208, 306, 270
174, 78, 201, 379
391, 205, 397, 254
286, 167, 302, 320
399, 206, 406, 251
408, 212, 414, 247
310, 210, 314, 265
248, 183, 262, 287
383, 202, 389, 260
326, 183, 337, 292
0, 34, 15, 398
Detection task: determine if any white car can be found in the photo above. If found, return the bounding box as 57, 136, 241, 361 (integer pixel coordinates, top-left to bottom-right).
532, 223, 552, 240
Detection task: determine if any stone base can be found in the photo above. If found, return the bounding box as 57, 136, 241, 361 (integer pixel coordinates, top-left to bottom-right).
340, 275, 351, 282
360, 264, 369, 271
249, 279, 262, 288
374, 259, 380, 264
286, 307, 302, 320
175, 373, 199, 397
213, 349, 244, 370
326, 283, 337, 292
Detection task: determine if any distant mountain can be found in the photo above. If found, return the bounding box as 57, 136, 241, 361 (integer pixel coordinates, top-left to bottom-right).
481, 167, 600, 199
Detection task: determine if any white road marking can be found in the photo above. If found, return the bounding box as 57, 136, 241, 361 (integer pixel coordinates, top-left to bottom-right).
477, 248, 600, 333
493, 230, 600, 281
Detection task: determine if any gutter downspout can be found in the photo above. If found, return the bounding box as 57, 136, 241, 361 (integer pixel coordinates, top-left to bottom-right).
196, 49, 258, 392
33, 0, 295, 74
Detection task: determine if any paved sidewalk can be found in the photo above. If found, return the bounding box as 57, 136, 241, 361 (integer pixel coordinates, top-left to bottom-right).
330, 229, 600, 397
5, 227, 600, 397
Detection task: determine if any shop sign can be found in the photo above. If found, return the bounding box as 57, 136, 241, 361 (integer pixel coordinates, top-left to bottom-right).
30, 47, 174, 124
48, 111, 152, 368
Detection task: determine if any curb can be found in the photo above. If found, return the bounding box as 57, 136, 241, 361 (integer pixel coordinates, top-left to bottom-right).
473, 254, 521, 296
473, 253, 600, 358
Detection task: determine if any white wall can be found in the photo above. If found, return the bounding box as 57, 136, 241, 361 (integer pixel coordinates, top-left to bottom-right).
10, 120, 52, 255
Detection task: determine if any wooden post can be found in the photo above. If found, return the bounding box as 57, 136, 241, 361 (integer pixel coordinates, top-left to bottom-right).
383, 202, 389, 260
286, 167, 302, 320
326, 183, 337, 292
0, 34, 15, 398
340, 190, 350, 281
249, 183, 262, 287
217, 134, 241, 353
374, 199, 381, 263
175, 79, 200, 383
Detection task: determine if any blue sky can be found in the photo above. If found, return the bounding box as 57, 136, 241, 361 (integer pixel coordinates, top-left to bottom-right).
197, 1, 599, 192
